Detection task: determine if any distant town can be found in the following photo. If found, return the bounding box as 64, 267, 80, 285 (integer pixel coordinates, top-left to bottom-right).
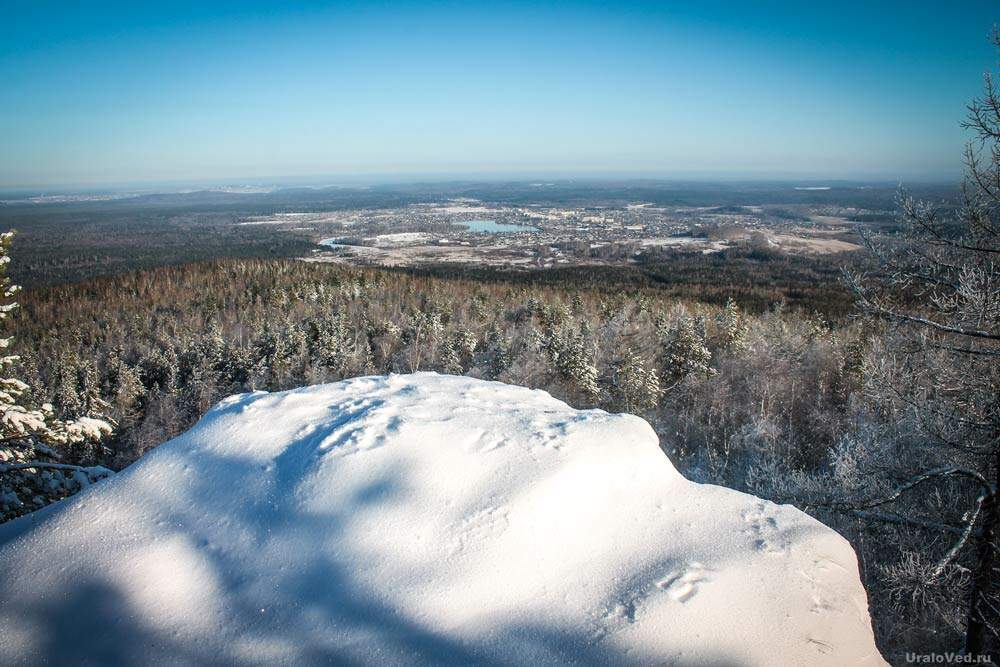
234, 197, 870, 271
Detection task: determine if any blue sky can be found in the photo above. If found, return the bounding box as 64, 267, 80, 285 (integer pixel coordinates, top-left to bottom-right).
1, 1, 996, 188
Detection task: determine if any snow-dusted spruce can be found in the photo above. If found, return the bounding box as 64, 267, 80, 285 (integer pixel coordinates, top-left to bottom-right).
660, 309, 715, 391
0, 374, 885, 665
609, 347, 662, 412
716, 297, 750, 352
534, 322, 600, 400
0, 232, 113, 521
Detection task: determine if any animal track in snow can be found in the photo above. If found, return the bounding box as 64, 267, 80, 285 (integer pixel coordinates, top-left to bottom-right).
449, 505, 510, 555
656, 562, 711, 603
742, 502, 788, 556
471, 428, 508, 453
806, 637, 834, 654
799, 563, 842, 616
604, 599, 638, 625
598, 561, 713, 637
316, 399, 395, 457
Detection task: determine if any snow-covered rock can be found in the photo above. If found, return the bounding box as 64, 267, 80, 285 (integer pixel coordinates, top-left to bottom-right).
0, 373, 885, 665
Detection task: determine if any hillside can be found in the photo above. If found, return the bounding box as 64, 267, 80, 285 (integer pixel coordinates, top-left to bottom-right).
0, 373, 884, 664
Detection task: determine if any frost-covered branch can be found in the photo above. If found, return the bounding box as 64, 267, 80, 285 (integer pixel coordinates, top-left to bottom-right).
819, 466, 995, 512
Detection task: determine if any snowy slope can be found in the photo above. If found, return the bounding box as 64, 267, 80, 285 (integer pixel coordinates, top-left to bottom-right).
0, 373, 885, 665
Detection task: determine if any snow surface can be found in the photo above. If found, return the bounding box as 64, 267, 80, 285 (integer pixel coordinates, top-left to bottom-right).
0, 373, 885, 665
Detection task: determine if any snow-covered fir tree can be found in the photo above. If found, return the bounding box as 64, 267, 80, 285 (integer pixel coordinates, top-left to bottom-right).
661, 311, 715, 390
610, 348, 663, 412
0, 232, 113, 521
536, 323, 600, 400
716, 298, 749, 352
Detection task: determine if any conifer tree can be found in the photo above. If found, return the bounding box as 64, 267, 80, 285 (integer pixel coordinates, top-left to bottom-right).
610, 348, 663, 412
661, 312, 715, 391
0, 232, 113, 521
717, 298, 749, 352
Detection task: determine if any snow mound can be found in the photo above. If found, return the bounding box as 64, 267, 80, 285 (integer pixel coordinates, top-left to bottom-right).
0, 373, 885, 665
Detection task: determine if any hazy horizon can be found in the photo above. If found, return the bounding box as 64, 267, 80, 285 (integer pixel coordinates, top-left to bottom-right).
0, 171, 963, 198
3, 1, 995, 188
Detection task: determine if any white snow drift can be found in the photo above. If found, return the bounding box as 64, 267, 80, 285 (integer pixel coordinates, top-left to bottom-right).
0, 373, 885, 665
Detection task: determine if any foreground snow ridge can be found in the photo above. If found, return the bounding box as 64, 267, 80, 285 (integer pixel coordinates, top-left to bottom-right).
0, 373, 885, 665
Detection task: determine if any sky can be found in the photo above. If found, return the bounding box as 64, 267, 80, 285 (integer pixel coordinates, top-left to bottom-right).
1, 1, 997, 188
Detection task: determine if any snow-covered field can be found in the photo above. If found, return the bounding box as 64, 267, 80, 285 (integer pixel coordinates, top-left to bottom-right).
239, 213, 358, 226
366, 232, 435, 247
0, 374, 885, 665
